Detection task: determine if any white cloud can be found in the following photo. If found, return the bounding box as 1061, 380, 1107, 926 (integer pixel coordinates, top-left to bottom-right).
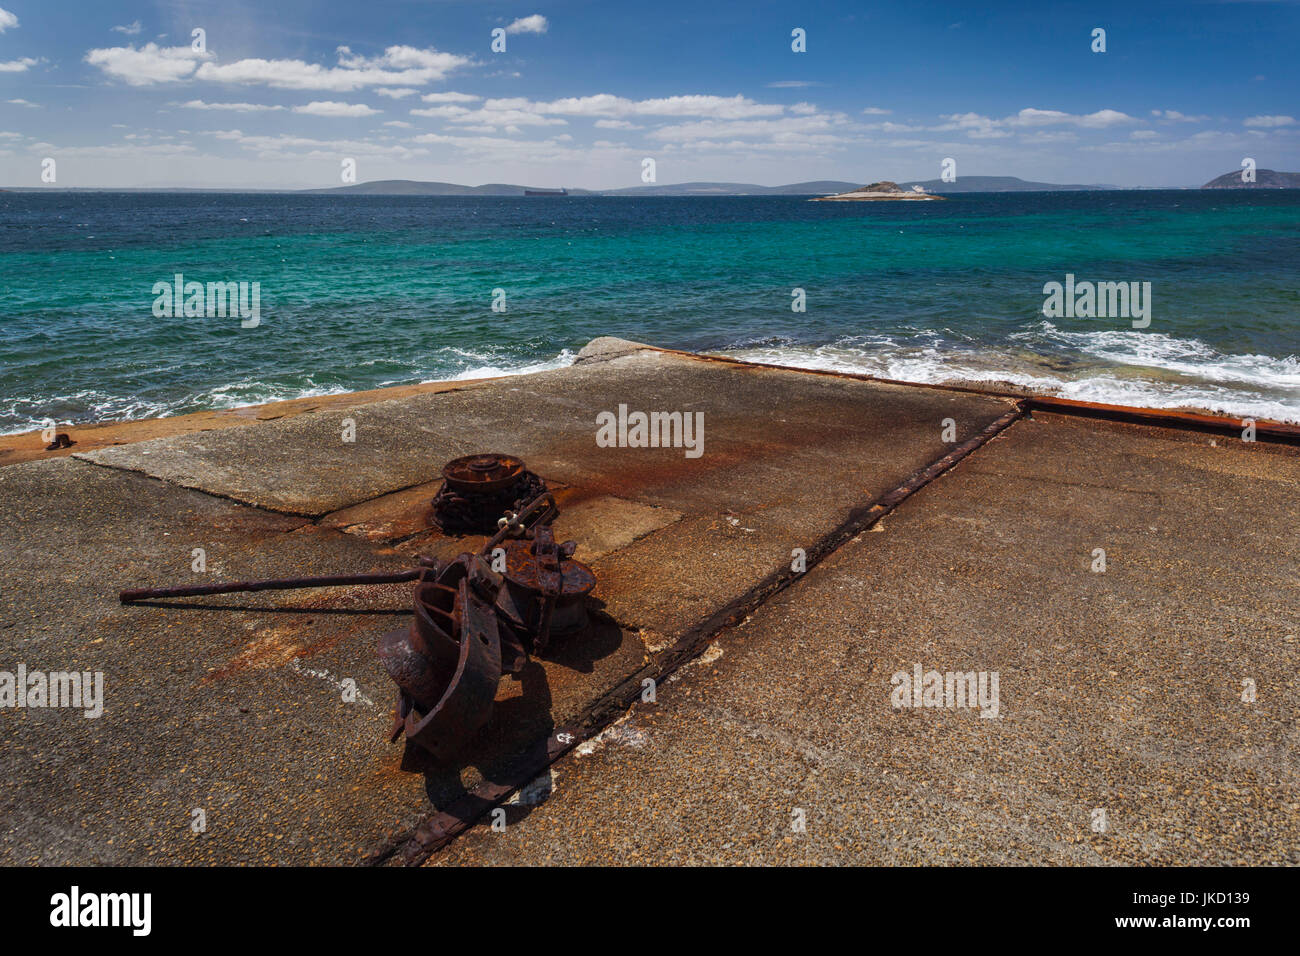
85, 43, 471, 90
861, 106, 891, 115
208, 128, 426, 160
0, 57, 37, 73
936, 107, 1137, 138
862, 120, 926, 133
383, 120, 413, 128
1018, 130, 1079, 144
178, 99, 286, 112
766, 80, 822, 89
410, 104, 470, 118
84, 43, 209, 85
410, 131, 636, 168
0, 7, 17, 33
405, 93, 816, 135
196, 47, 470, 90
458, 109, 565, 127
1013, 108, 1136, 128
334, 45, 464, 72
376, 87, 417, 99
480, 93, 785, 120
504, 15, 549, 35
38, 142, 199, 158
420, 91, 481, 103
1243, 114, 1295, 127
1082, 128, 1256, 154
5, 98, 38, 107
292, 100, 382, 117
112, 21, 143, 36
1150, 109, 1208, 122
662, 137, 838, 154
933, 112, 1010, 138
647, 113, 849, 145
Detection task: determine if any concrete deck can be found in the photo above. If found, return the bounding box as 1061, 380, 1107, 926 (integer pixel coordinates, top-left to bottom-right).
437, 413, 1300, 865
1, 339, 1295, 865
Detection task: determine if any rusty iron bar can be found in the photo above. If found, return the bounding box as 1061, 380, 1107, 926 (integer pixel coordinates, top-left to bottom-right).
118, 569, 421, 604
117, 489, 557, 604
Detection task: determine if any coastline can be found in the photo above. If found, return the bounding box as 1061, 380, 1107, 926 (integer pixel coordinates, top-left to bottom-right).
5, 343, 1296, 471
0, 375, 498, 468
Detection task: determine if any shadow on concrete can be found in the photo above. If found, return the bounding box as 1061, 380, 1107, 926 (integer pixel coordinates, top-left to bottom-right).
406, 607, 627, 823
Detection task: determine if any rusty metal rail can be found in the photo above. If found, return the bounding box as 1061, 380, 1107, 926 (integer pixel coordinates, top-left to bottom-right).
119, 569, 422, 604
1022, 396, 1300, 444
663, 347, 1300, 445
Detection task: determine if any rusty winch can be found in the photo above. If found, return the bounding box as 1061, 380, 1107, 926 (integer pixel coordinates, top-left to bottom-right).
431, 452, 549, 536
376, 492, 595, 759
119, 456, 596, 762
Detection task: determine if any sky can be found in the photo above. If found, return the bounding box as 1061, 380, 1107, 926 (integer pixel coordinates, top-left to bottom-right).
0, 0, 1296, 189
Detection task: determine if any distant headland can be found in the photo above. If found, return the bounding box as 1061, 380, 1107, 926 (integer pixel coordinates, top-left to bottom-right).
5, 172, 1297, 195
1201, 169, 1300, 189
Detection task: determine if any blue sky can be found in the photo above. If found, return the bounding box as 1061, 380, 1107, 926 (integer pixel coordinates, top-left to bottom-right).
0, 0, 1296, 188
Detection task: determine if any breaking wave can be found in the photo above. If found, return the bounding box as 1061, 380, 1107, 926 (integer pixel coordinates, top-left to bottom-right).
0, 348, 578, 435
717, 326, 1300, 424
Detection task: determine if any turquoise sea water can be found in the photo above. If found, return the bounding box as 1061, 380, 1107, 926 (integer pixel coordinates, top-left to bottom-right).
0, 189, 1297, 431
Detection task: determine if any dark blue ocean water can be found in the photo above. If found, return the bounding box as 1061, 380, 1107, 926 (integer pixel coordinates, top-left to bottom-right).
0, 189, 1297, 431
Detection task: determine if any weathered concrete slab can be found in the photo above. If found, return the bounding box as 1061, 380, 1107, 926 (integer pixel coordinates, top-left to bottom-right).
4, 344, 1021, 864
0, 458, 421, 864
76, 344, 1016, 518
435, 413, 1300, 865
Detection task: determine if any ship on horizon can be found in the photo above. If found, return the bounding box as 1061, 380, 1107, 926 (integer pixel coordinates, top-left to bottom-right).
523, 187, 568, 196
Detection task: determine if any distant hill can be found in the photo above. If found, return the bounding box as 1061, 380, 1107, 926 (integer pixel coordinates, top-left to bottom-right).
302, 179, 862, 197
899, 175, 1119, 193
303, 176, 1125, 197
300, 180, 597, 196
2, 176, 1169, 195
597, 180, 860, 196
1201, 169, 1300, 189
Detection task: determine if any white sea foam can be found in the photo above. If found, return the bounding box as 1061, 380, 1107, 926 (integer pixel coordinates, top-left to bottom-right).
1013, 322, 1300, 389
0, 350, 579, 435
447, 348, 577, 381
719, 330, 1300, 424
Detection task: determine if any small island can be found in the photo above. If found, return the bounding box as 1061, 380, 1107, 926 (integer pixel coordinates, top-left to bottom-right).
811, 181, 947, 201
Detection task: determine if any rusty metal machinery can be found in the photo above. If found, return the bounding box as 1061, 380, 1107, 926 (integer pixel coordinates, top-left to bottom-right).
119, 462, 596, 763
431, 453, 549, 536
375, 491, 595, 758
